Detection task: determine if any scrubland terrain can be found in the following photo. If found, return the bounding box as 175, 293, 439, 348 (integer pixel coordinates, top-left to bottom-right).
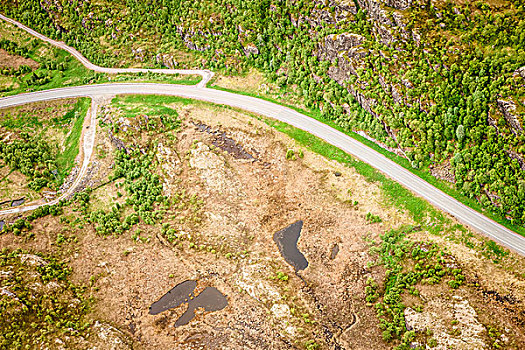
1, 96, 525, 349
1, 0, 525, 349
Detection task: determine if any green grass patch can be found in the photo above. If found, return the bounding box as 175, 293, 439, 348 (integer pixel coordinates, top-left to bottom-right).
55, 98, 91, 181
111, 94, 187, 117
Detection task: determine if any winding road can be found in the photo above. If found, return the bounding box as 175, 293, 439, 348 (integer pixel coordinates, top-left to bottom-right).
1, 15, 525, 256
0, 14, 214, 88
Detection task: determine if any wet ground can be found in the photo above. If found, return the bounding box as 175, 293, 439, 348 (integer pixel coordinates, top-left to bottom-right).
194, 122, 256, 160
330, 244, 339, 260
150, 280, 228, 327
273, 221, 308, 271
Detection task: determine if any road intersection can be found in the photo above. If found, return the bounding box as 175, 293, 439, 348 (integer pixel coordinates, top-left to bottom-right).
1, 15, 525, 256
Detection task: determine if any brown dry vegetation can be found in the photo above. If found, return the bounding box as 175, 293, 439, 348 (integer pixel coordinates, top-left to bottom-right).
1, 98, 525, 349
0, 48, 38, 69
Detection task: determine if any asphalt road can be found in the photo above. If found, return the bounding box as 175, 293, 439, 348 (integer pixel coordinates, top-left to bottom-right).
0, 14, 214, 88
1, 14, 525, 256
1, 83, 525, 256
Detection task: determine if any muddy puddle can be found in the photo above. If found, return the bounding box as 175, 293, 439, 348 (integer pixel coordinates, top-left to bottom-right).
194, 122, 256, 160
150, 280, 228, 327
0, 221, 4, 232
273, 220, 308, 271
11, 198, 25, 207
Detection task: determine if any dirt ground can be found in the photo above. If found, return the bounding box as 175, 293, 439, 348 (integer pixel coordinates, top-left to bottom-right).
0, 48, 39, 70
1, 98, 525, 349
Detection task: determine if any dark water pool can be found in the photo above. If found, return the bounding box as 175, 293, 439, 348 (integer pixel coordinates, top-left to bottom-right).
273, 220, 308, 271
0, 221, 4, 232
175, 287, 228, 327
150, 281, 228, 327
149, 280, 197, 315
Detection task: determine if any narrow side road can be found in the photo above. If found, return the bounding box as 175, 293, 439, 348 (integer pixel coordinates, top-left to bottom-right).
0, 84, 525, 256
0, 95, 99, 215
1, 15, 525, 257
0, 14, 214, 88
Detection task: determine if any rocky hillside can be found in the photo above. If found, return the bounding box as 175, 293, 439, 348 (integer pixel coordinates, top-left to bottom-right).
1, 0, 525, 223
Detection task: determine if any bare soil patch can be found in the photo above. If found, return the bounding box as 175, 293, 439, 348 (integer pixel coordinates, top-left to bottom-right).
0, 48, 39, 70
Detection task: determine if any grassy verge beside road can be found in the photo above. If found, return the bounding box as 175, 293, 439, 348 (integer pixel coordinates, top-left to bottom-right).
56, 98, 91, 182
209, 83, 525, 238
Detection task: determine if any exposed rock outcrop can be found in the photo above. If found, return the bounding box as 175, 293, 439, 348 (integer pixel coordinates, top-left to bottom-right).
497, 99, 522, 134
306, 0, 357, 28
243, 44, 259, 56
156, 53, 178, 68
321, 32, 366, 82
514, 66, 525, 79
404, 296, 487, 350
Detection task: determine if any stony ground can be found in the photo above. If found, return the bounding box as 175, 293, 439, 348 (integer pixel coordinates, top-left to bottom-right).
1, 97, 525, 349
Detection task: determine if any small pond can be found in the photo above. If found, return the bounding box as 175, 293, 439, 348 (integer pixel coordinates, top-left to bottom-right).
175, 287, 228, 327
149, 280, 197, 315
150, 280, 228, 327
273, 220, 308, 271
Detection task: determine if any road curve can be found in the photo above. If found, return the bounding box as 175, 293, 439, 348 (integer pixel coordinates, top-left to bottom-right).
1, 14, 525, 256
0, 14, 214, 88
1, 83, 525, 256
0, 95, 99, 215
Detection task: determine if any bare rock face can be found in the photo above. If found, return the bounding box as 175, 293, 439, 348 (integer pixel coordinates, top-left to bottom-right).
355, 0, 395, 26
131, 47, 145, 62
404, 296, 487, 350
176, 27, 211, 52
497, 99, 522, 134
321, 33, 367, 83
155, 54, 178, 68
243, 44, 259, 56
20, 254, 48, 267
383, 0, 413, 11
306, 0, 357, 28
514, 66, 525, 79
324, 33, 365, 58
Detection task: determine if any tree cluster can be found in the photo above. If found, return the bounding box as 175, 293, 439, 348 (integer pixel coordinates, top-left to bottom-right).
2, 0, 525, 223
0, 136, 57, 191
